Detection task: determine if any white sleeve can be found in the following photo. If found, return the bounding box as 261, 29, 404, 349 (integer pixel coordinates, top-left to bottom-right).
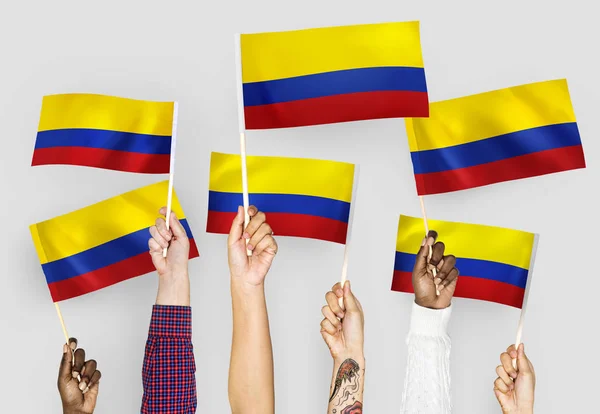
401, 302, 452, 414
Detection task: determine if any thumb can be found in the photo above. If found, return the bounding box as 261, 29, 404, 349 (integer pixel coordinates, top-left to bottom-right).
414, 231, 437, 274
228, 206, 245, 247
343, 281, 360, 313
517, 343, 532, 374
58, 343, 73, 384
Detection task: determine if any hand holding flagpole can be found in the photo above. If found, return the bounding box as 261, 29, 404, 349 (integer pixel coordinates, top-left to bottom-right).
419, 196, 439, 296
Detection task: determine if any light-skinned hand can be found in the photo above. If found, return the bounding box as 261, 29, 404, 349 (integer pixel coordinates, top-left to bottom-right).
228, 205, 278, 287
58, 338, 101, 414
412, 230, 459, 309
494, 343, 535, 414
320, 281, 365, 362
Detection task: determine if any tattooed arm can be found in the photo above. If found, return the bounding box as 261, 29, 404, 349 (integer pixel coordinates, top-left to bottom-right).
321, 281, 365, 414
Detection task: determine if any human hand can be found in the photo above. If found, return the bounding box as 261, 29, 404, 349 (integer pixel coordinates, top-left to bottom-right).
149, 207, 191, 306
228, 205, 278, 287
412, 230, 459, 309
320, 281, 364, 362
58, 338, 101, 414
494, 343, 535, 414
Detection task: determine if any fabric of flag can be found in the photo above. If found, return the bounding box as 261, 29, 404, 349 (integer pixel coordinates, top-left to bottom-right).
391, 215, 536, 308
207, 152, 354, 244
32, 94, 174, 173
30, 181, 199, 302
406, 79, 586, 195
241, 21, 429, 129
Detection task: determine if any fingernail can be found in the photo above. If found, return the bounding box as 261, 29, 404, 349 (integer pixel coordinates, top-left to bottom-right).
434, 278, 441, 285
337, 313, 344, 319
70, 342, 77, 351
427, 236, 435, 246
510, 351, 517, 359
82, 386, 90, 394
335, 289, 343, 297
79, 381, 87, 391
510, 372, 517, 379
438, 284, 445, 291
247, 244, 254, 251
81, 366, 86, 376
243, 232, 250, 239
72, 371, 79, 379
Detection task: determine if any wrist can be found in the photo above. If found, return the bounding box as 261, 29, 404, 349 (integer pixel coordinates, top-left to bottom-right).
334, 352, 365, 366
230, 274, 265, 293
156, 271, 190, 306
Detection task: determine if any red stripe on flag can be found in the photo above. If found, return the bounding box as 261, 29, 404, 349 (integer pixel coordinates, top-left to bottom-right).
244, 90, 429, 129
415, 145, 586, 195
32, 147, 171, 174
49, 239, 199, 302
207, 211, 348, 244
391, 271, 525, 308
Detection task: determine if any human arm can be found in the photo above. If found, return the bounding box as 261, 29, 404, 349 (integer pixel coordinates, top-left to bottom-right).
227, 206, 278, 414
58, 338, 101, 414
320, 281, 365, 414
494, 343, 535, 414
141, 208, 197, 413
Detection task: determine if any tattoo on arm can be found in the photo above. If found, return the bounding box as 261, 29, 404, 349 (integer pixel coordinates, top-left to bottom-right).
329, 359, 363, 413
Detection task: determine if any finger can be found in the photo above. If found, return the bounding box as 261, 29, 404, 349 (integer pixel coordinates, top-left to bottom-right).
253, 234, 278, 256
330, 282, 343, 298
438, 267, 459, 291
72, 348, 85, 379
430, 241, 445, 267
495, 365, 513, 390
517, 343, 533, 374
148, 238, 163, 254
79, 359, 97, 391
69, 338, 78, 351
342, 280, 361, 314
506, 344, 518, 359
59, 343, 74, 383
227, 206, 245, 246
247, 222, 272, 251
413, 232, 436, 272
168, 210, 188, 239
149, 226, 169, 249
84, 370, 101, 395
325, 291, 345, 319
155, 217, 172, 243
244, 211, 266, 239
320, 318, 338, 336
321, 306, 341, 329
494, 377, 510, 394
247, 205, 258, 217
435, 255, 456, 284
500, 352, 518, 379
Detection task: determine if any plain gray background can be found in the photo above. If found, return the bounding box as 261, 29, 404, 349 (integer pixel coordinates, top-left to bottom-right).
1, 0, 598, 412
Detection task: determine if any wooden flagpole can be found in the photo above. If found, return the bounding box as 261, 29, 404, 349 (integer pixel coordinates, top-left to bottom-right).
512, 233, 539, 368
339, 165, 360, 306
163, 101, 179, 258
235, 33, 251, 256
419, 196, 439, 296
54, 302, 70, 344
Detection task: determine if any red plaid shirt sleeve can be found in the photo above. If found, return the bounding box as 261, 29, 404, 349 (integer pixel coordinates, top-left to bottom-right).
141, 305, 197, 413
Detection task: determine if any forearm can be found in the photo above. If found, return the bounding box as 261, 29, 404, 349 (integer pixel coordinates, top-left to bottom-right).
141, 305, 197, 413
401, 302, 452, 414
155, 270, 190, 306
228, 279, 274, 414
328, 354, 365, 413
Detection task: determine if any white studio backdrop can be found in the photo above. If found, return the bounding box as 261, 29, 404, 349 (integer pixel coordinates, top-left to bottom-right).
0, 0, 598, 412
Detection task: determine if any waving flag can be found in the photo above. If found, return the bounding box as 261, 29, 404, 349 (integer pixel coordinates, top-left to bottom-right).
391, 215, 537, 308
32, 93, 174, 173
240, 21, 429, 129
406, 79, 586, 195
30, 181, 199, 302
207, 152, 355, 244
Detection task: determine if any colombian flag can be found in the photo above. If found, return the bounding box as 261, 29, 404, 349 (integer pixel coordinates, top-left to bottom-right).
207, 152, 355, 244
241, 21, 429, 129
406, 79, 586, 195
32, 94, 174, 173
30, 181, 199, 302
391, 215, 537, 308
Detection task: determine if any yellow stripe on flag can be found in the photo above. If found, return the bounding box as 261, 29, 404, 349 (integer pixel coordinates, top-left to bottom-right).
406, 79, 577, 152
209, 152, 354, 202
396, 215, 535, 269
241, 21, 424, 83
38, 94, 174, 136
29, 181, 185, 264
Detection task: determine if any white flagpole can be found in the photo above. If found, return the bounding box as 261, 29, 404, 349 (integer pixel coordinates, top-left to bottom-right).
235, 33, 251, 256
163, 101, 179, 258
339, 165, 360, 306
418, 196, 439, 295
513, 233, 539, 368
